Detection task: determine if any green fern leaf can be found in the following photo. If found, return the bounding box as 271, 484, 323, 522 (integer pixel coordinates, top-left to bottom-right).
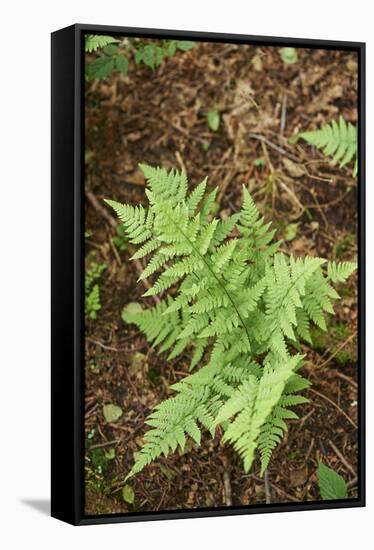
299, 116, 357, 175
85, 35, 119, 53
327, 261, 357, 283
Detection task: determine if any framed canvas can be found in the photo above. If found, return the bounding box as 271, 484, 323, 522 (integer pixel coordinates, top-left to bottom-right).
51, 24, 365, 525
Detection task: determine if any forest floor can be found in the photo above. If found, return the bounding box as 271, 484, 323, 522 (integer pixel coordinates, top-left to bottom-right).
84, 41, 359, 515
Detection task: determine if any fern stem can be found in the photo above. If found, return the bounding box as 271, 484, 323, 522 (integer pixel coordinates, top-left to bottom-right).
163, 209, 252, 347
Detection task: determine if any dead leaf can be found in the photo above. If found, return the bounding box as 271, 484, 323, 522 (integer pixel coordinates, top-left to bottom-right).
290, 465, 309, 487
126, 170, 145, 185
282, 157, 305, 178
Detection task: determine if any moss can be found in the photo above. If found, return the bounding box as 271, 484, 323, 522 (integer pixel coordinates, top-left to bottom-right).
333, 233, 355, 261
310, 320, 357, 365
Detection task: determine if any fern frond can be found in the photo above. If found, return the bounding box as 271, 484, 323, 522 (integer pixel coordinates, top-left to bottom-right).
106, 164, 357, 479
126, 387, 212, 479
327, 261, 357, 283
258, 371, 310, 474
187, 177, 207, 215
104, 200, 152, 244
85, 35, 119, 53
122, 300, 189, 359
299, 116, 357, 176
221, 354, 303, 472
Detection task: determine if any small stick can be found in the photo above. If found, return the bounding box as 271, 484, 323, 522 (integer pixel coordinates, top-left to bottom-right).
249, 133, 300, 162
89, 439, 120, 450
299, 407, 315, 429
271, 484, 300, 503
172, 122, 207, 144
279, 180, 305, 215
109, 235, 122, 266
316, 333, 356, 370
86, 337, 129, 352
328, 439, 356, 477
85, 403, 99, 418
330, 369, 358, 389
221, 454, 233, 506
85, 188, 117, 229
280, 94, 287, 136
223, 471, 233, 507
248, 474, 298, 503
309, 388, 357, 429
175, 150, 186, 173
264, 468, 272, 504
347, 476, 358, 489
304, 437, 315, 465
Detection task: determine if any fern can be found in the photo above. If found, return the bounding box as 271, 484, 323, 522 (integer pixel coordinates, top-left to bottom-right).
85, 35, 119, 53
85, 262, 106, 320
298, 116, 358, 176
106, 165, 356, 479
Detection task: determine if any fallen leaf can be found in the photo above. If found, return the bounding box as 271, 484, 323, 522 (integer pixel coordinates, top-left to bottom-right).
122, 484, 135, 504
251, 54, 263, 72
207, 109, 220, 132
103, 403, 123, 423
282, 157, 305, 178
285, 223, 299, 241
290, 465, 308, 487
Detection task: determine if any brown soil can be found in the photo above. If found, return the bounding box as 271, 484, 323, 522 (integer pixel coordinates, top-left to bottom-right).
84, 39, 358, 515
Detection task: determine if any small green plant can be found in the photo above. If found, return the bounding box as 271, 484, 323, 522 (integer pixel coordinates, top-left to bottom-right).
298, 116, 357, 176
106, 165, 356, 480
280, 47, 298, 65
254, 157, 265, 168
85, 35, 195, 80
207, 109, 220, 132
318, 462, 348, 500
112, 225, 127, 251
284, 223, 299, 241
134, 40, 195, 69
85, 262, 106, 320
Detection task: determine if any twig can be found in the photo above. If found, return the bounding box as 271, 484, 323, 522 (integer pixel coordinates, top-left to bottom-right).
249, 133, 300, 162
175, 150, 186, 172
316, 333, 356, 370
328, 439, 356, 477
299, 407, 315, 429
329, 369, 358, 389
264, 469, 272, 504
89, 439, 120, 450
347, 476, 358, 489
172, 122, 207, 144
280, 94, 287, 136
271, 485, 300, 503
85, 188, 116, 229
85, 403, 99, 418
86, 337, 129, 352
109, 235, 122, 266
304, 437, 315, 464
221, 453, 233, 506
279, 180, 305, 216
248, 474, 298, 503
223, 471, 232, 506
309, 388, 357, 429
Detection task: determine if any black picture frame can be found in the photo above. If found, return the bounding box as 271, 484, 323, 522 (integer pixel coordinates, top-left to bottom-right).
51, 23, 366, 525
